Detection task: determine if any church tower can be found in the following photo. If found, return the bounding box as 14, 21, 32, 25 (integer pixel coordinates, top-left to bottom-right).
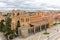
11, 10, 21, 30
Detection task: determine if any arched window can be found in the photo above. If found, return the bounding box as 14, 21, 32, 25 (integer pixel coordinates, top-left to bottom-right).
26, 18, 29, 22
16, 21, 20, 34
17, 13, 19, 16
21, 18, 24, 22
17, 21, 20, 27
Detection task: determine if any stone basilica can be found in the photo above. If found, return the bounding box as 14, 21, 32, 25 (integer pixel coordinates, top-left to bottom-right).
0, 10, 60, 37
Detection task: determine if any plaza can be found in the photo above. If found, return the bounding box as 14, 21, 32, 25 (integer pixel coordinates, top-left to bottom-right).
12, 24, 60, 40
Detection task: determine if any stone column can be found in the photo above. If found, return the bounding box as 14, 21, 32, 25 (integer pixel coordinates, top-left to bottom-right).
34, 27, 36, 33
39, 26, 40, 32
45, 24, 47, 32
38, 26, 40, 32
40, 25, 41, 31
45, 24, 47, 30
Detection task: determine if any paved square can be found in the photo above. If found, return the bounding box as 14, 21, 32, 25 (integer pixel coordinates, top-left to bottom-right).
13, 24, 60, 40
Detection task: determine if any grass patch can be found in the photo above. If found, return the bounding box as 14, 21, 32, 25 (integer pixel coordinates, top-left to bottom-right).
43, 32, 49, 35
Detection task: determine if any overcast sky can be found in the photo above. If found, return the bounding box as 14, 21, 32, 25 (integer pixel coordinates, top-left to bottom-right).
0, 0, 60, 10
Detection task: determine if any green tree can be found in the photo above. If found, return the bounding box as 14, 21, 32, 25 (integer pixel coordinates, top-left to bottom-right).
2, 17, 12, 40
5, 17, 12, 27
0, 20, 5, 32
1, 17, 20, 40
2, 17, 11, 32
4, 17, 18, 39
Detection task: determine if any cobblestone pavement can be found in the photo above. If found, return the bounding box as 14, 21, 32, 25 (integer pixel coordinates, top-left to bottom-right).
13, 24, 60, 40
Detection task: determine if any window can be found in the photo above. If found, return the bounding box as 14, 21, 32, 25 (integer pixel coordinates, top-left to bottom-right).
26, 18, 29, 22
17, 13, 19, 16
17, 21, 20, 27
21, 18, 24, 22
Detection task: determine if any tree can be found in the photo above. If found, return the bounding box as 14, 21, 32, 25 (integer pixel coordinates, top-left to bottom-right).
5, 17, 12, 27
1, 17, 20, 40
2, 17, 11, 32
3, 17, 12, 40
4, 17, 19, 40
0, 20, 5, 32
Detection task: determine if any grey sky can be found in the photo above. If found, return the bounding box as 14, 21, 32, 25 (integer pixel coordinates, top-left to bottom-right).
0, 0, 60, 10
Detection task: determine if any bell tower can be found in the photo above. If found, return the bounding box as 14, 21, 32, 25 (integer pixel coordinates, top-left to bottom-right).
11, 10, 21, 30
11, 10, 22, 17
